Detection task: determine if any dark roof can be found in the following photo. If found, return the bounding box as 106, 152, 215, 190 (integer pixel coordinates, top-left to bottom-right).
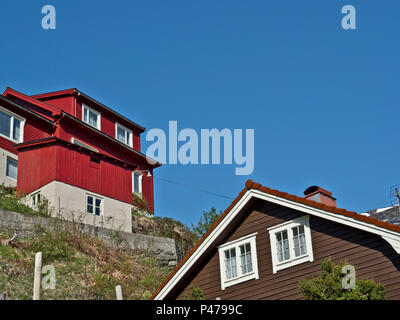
31, 88, 146, 132
365, 206, 400, 225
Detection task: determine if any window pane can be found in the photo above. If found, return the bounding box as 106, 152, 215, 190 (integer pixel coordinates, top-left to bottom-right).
117, 126, 126, 143
87, 204, 93, 213
224, 248, 237, 279
6, 158, 17, 179
88, 110, 98, 127
95, 206, 101, 216
293, 225, 307, 257
87, 196, 93, 205
95, 198, 101, 207
0, 110, 11, 138
133, 172, 141, 193
13, 118, 21, 141
240, 243, 253, 275
276, 230, 290, 262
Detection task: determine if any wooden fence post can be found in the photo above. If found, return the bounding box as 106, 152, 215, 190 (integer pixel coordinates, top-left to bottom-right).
33, 252, 42, 300
115, 285, 123, 300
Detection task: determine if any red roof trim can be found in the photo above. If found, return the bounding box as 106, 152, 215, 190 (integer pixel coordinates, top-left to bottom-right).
150, 179, 400, 300
3, 87, 62, 119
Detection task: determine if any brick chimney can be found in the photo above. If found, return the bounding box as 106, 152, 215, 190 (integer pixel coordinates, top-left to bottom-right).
304, 186, 337, 208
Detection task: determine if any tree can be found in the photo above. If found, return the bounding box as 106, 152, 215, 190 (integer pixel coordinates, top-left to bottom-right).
191, 207, 222, 239
299, 258, 385, 300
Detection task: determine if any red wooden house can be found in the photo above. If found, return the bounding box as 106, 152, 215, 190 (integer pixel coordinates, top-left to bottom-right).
0, 87, 160, 232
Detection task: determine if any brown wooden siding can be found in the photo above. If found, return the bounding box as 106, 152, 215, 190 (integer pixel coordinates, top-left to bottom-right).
173, 201, 400, 300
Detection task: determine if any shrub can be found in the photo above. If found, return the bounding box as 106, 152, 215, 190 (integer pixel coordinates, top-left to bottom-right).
299, 258, 385, 300
184, 286, 205, 300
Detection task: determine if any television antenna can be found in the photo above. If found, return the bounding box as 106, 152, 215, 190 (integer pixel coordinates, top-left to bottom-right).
390, 185, 400, 208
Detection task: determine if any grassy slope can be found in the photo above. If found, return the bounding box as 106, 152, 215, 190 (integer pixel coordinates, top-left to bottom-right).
0, 228, 170, 300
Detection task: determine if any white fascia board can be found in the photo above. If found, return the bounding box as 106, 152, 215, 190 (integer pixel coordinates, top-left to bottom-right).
154, 189, 400, 300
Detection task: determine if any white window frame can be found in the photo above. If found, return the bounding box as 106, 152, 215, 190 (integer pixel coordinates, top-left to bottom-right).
133, 170, 143, 195
218, 232, 259, 290
268, 215, 313, 274
115, 122, 133, 147
71, 137, 98, 152
6, 157, 18, 180
82, 103, 101, 130
85, 194, 103, 216
0, 106, 25, 143
31, 192, 41, 207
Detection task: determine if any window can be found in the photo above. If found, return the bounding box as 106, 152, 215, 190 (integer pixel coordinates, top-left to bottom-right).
218, 233, 259, 290
115, 122, 133, 147
71, 138, 98, 152
6, 157, 18, 180
31, 192, 41, 206
268, 215, 313, 274
133, 171, 143, 194
86, 194, 102, 216
0, 107, 24, 142
82, 104, 101, 130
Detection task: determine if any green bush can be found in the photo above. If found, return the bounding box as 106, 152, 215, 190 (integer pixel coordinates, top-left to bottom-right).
27, 227, 74, 264
299, 258, 385, 300
0, 184, 50, 217
184, 286, 205, 300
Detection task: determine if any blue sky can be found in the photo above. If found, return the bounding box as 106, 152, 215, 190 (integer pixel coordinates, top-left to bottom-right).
1, 1, 399, 227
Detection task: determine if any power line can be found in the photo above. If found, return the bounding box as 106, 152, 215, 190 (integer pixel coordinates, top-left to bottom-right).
154, 176, 234, 200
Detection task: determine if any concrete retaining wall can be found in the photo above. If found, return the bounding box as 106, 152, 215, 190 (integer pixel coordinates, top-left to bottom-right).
0, 209, 178, 267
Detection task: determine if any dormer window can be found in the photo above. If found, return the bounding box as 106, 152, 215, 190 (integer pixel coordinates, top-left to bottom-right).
115, 122, 133, 147
0, 106, 24, 142
218, 233, 259, 290
268, 215, 313, 274
82, 104, 101, 130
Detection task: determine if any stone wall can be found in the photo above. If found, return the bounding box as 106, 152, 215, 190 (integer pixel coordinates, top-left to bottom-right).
0, 209, 178, 267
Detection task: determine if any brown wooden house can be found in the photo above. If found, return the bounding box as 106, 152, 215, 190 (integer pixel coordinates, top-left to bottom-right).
151, 180, 400, 300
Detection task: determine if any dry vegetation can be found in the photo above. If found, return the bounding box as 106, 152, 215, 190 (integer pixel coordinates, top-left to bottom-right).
0, 227, 170, 300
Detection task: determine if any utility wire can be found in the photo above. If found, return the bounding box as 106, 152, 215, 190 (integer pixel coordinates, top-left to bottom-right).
154, 176, 234, 200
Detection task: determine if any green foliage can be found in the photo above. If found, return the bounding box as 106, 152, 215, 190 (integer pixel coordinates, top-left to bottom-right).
26, 227, 74, 264
184, 286, 205, 300
191, 207, 222, 239
0, 184, 50, 217
132, 193, 152, 214
299, 258, 386, 300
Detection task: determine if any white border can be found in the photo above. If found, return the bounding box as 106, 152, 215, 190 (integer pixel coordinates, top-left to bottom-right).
115, 122, 133, 147
153, 189, 400, 300
218, 232, 259, 290
0, 105, 25, 143
268, 215, 313, 274
82, 103, 101, 130
133, 170, 143, 195
85, 193, 104, 216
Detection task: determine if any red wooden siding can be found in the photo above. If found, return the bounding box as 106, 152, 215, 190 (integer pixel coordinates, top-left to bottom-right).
40, 95, 75, 115
17, 144, 57, 194
174, 201, 400, 300
55, 144, 132, 204
17, 142, 133, 204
